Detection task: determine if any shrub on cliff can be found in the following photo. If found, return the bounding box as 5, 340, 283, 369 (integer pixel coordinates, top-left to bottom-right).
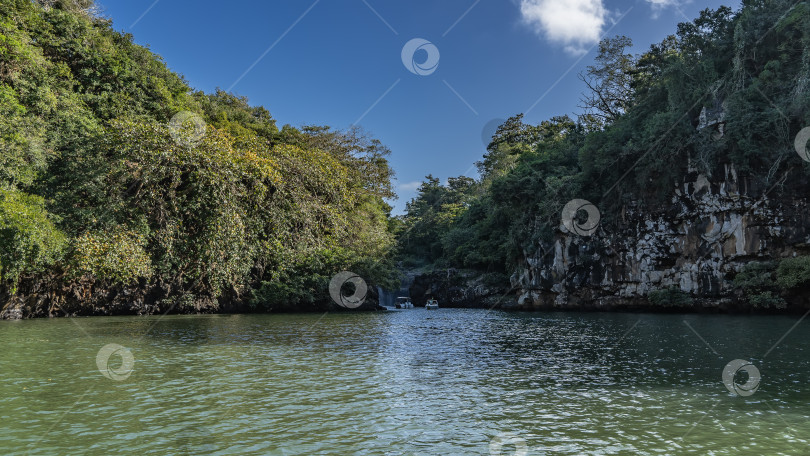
733, 261, 788, 309
69, 229, 151, 285
776, 256, 810, 289
734, 256, 810, 308
0, 188, 66, 290
648, 288, 694, 308
733, 261, 777, 290
747, 291, 787, 310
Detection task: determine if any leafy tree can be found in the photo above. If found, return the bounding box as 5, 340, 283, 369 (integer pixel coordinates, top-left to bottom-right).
69, 229, 151, 285
0, 187, 66, 290
776, 256, 810, 289
399, 1, 810, 313
579, 36, 636, 127
0, 0, 399, 313
477, 114, 543, 181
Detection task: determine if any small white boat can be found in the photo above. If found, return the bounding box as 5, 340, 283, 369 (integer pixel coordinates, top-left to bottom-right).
425, 299, 439, 310
395, 297, 413, 309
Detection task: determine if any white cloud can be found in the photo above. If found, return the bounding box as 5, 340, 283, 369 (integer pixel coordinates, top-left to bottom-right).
645, 0, 682, 7
397, 181, 422, 192
519, 0, 607, 55
644, 0, 687, 19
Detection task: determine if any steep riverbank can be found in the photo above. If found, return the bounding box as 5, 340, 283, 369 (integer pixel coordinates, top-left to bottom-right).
394, 2, 810, 314
0, 0, 399, 319
0, 278, 384, 319
407, 165, 810, 314
511, 165, 810, 312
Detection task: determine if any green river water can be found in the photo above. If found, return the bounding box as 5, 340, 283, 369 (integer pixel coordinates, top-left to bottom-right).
1, 309, 809, 455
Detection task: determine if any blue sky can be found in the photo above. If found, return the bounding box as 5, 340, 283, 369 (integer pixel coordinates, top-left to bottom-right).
99, 0, 732, 214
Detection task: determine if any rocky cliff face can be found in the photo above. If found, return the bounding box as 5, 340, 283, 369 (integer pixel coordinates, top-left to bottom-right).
512, 164, 810, 311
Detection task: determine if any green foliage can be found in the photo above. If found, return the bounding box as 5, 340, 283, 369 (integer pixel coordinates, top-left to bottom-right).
197, 89, 277, 146
94, 118, 281, 296
251, 247, 400, 311
747, 291, 787, 310
399, 175, 478, 264
477, 114, 545, 181
733, 261, 776, 290
0, 0, 398, 311
579, 36, 636, 126
733, 256, 810, 308
399, 1, 810, 313
733, 261, 790, 309
648, 288, 694, 307
251, 254, 336, 311
776, 256, 810, 289
250, 248, 349, 311
0, 187, 66, 287
69, 229, 151, 284
0, 83, 49, 187
400, 115, 584, 271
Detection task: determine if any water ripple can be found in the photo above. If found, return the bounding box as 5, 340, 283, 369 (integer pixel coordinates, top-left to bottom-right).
1, 311, 809, 455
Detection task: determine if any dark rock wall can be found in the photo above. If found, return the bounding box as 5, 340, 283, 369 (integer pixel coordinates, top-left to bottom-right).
409, 165, 810, 312
409, 269, 511, 308
513, 165, 810, 311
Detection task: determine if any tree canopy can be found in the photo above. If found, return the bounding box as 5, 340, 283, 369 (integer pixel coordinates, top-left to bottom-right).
0, 0, 399, 313
398, 1, 810, 296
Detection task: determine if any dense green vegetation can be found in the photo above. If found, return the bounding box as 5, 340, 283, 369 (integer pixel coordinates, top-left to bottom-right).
399, 1, 810, 302
732, 257, 810, 309
0, 0, 398, 313
3, 0, 810, 315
